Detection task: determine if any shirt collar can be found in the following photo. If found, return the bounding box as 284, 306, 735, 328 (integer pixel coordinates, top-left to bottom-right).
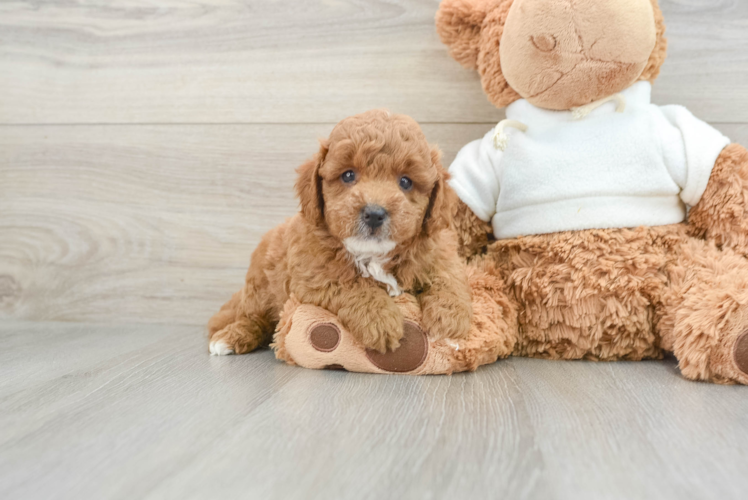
505, 81, 653, 127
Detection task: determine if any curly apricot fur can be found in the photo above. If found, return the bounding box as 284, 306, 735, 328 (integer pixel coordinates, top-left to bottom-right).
209, 110, 472, 354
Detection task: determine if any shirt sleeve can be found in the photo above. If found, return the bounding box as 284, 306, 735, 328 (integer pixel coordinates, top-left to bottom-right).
656, 105, 731, 207
447, 129, 503, 222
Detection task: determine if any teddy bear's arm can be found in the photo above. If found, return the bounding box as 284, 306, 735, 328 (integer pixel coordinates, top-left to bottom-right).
453, 199, 493, 260
447, 132, 503, 260
688, 143, 748, 256
288, 276, 405, 354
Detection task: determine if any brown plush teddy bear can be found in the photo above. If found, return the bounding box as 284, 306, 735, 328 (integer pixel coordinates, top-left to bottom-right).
434, 0, 748, 384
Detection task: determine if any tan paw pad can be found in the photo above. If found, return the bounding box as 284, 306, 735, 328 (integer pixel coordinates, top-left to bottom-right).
365, 321, 428, 373
309, 323, 341, 352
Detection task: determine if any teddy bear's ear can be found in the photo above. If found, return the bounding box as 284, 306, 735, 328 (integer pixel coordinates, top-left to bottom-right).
436, 0, 508, 70
475, 1, 523, 108
639, 0, 668, 82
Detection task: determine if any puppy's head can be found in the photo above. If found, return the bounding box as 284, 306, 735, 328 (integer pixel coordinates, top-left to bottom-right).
295, 110, 452, 252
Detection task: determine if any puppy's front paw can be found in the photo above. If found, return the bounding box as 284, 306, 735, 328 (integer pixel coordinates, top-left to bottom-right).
421, 298, 472, 341
363, 309, 405, 353
342, 301, 404, 354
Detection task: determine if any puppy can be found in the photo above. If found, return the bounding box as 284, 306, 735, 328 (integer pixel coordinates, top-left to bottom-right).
208, 110, 472, 355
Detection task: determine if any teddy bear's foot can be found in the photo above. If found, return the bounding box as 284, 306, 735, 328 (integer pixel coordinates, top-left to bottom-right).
705, 330, 748, 385
660, 239, 748, 385
274, 303, 453, 374
675, 326, 748, 386
306, 320, 429, 373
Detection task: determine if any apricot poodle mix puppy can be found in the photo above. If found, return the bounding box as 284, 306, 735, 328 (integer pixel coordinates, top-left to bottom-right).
209, 110, 472, 355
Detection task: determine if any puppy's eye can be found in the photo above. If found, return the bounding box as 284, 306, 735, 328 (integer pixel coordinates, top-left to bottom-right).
399, 176, 413, 191
341, 170, 356, 184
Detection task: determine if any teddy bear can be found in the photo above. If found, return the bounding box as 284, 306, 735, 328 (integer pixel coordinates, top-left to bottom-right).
431, 0, 748, 384
273, 0, 748, 384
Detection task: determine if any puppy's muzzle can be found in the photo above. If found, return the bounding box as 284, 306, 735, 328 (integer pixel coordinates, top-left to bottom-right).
361, 204, 388, 231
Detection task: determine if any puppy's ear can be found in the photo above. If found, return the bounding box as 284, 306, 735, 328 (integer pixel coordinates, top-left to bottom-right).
436, 0, 506, 69
295, 139, 329, 226
422, 147, 456, 236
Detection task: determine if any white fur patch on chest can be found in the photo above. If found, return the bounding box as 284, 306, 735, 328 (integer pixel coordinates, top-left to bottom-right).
343, 237, 402, 297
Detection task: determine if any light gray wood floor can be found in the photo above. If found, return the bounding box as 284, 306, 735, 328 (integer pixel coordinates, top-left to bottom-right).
1, 321, 747, 500
2, 1, 748, 499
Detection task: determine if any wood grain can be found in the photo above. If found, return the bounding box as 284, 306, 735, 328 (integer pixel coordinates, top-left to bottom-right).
1, 0, 747, 124
511, 359, 748, 499
0, 123, 489, 325
0, 322, 746, 500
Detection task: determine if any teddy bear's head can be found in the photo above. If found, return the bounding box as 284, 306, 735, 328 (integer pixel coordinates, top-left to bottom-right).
436, 0, 667, 110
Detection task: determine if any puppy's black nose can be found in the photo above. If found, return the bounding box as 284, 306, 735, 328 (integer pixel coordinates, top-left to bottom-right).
362, 205, 388, 230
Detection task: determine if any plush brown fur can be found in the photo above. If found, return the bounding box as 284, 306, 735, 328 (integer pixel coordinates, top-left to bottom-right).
446, 222, 748, 385
437, 0, 748, 384
209, 110, 472, 355
453, 198, 493, 260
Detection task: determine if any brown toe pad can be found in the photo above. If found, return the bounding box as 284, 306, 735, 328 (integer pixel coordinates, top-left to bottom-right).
365, 321, 428, 373
309, 323, 340, 352
735, 331, 748, 375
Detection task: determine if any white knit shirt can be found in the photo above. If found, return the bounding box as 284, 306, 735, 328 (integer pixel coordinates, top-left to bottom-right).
448, 82, 731, 239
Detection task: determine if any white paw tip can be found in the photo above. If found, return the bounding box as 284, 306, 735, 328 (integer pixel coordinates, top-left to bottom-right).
210, 340, 234, 356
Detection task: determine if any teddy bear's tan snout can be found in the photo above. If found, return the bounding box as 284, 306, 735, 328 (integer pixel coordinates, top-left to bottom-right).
499, 0, 658, 110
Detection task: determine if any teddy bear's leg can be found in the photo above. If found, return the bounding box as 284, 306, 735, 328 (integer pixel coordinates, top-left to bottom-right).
452, 199, 493, 260
490, 228, 668, 362
273, 266, 519, 374
688, 144, 748, 257
657, 237, 748, 384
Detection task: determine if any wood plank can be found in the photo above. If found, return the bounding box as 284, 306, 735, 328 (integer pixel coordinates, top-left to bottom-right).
0, 321, 200, 399
0, 322, 746, 500
2, 123, 747, 325
145, 355, 551, 500
0, 0, 747, 124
